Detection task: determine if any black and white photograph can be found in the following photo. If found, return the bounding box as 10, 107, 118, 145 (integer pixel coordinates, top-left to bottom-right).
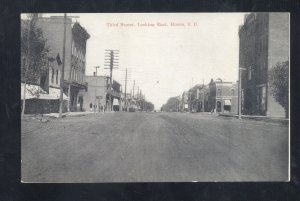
20, 12, 289, 183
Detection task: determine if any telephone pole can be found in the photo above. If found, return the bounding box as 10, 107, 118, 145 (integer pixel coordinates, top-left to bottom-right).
104, 50, 119, 112
120, 67, 131, 112
54, 14, 79, 117
132, 80, 135, 97
202, 79, 205, 112
125, 68, 127, 111
59, 13, 67, 118
94, 66, 100, 113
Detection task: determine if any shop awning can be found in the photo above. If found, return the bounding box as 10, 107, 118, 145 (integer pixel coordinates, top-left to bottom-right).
21, 84, 68, 100
45, 87, 69, 100
224, 100, 231, 105
113, 98, 119, 106
21, 83, 48, 100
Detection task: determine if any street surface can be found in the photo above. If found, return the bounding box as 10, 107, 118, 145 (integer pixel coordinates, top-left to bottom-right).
21, 112, 289, 182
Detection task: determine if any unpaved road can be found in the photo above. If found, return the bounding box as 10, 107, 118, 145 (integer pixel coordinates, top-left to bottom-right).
21, 112, 288, 182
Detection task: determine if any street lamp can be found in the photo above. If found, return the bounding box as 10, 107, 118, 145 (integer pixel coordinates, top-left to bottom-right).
238, 67, 246, 119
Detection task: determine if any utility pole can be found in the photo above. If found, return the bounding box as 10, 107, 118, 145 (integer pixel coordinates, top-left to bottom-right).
59, 13, 67, 118
124, 68, 127, 111
202, 79, 205, 112
132, 80, 135, 97
94, 66, 100, 113
238, 68, 246, 119
22, 14, 32, 118
104, 50, 119, 112
143, 95, 146, 111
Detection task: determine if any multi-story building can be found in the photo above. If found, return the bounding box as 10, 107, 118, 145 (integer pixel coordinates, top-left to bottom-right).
83, 76, 108, 112
83, 76, 122, 112
37, 16, 90, 112
239, 13, 289, 117
208, 78, 238, 113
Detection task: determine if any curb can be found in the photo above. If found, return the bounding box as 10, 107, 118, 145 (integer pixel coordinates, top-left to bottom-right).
218, 114, 289, 125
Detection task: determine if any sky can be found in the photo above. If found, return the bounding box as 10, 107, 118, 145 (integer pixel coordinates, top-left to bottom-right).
23, 13, 246, 110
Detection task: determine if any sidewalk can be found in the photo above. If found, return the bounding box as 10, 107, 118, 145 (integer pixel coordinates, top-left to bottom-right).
22, 111, 117, 121
189, 112, 214, 116
218, 113, 289, 125
43, 111, 97, 118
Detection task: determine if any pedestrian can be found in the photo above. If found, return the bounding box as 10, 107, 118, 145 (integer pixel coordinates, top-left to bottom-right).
89, 103, 93, 112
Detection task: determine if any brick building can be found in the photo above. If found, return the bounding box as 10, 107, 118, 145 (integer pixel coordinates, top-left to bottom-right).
37, 16, 90, 112
239, 13, 289, 117
208, 78, 238, 113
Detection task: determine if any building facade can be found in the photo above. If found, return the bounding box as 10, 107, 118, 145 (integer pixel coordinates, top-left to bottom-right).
197, 85, 209, 112
208, 78, 238, 114
188, 84, 204, 113
239, 13, 289, 117
37, 17, 90, 112
83, 76, 122, 112
83, 76, 108, 112
181, 91, 189, 112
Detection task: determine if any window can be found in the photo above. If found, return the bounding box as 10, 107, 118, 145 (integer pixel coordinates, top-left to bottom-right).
241, 89, 244, 111
71, 42, 74, 55
256, 86, 266, 113
231, 89, 235, 96
248, 66, 252, 80
51, 68, 54, 83
217, 88, 221, 96
261, 86, 266, 111
56, 69, 58, 84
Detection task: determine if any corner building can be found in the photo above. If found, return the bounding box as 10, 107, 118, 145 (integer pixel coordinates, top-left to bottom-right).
239, 13, 289, 117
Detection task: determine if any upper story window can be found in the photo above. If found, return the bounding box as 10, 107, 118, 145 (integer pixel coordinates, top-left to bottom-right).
231, 89, 235, 96
217, 88, 221, 96
51, 68, 54, 83
248, 66, 252, 80
56, 69, 59, 84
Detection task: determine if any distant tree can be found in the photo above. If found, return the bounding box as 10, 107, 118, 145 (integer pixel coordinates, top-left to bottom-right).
21, 14, 49, 116
268, 61, 289, 118
162, 97, 180, 112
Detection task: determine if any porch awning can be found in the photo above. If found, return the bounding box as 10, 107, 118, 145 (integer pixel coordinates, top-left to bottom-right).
45, 87, 69, 100
21, 84, 68, 100
21, 83, 48, 100
224, 100, 231, 105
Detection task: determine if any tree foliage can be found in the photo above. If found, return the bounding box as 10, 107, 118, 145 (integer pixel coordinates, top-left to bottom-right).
137, 99, 154, 111
162, 97, 180, 112
268, 61, 289, 117
21, 14, 49, 85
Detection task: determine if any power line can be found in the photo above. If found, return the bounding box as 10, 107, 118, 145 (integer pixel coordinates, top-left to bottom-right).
104, 49, 119, 112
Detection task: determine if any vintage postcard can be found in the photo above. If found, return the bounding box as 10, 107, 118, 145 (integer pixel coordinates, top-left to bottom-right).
20, 13, 289, 182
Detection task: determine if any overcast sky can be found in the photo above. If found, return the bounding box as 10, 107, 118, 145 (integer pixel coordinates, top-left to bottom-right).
23, 13, 246, 109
